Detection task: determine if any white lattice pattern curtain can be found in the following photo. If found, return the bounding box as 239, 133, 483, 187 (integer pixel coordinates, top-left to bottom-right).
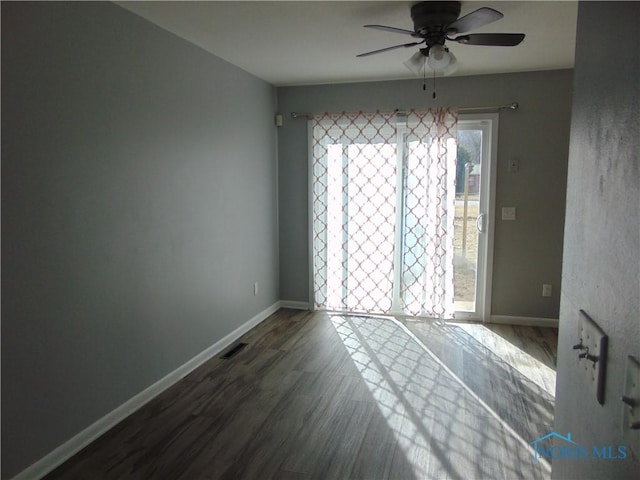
400, 109, 458, 317
311, 108, 457, 318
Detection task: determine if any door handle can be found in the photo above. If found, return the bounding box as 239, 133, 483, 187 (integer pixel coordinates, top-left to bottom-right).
476, 213, 487, 233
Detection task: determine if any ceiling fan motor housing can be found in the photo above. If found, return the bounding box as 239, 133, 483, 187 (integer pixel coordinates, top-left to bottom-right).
411, 1, 461, 42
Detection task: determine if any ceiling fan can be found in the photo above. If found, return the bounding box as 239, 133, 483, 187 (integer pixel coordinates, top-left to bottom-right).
357, 1, 525, 76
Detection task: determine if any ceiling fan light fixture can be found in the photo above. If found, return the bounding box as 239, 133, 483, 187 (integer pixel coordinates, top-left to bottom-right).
427, 44, 451, 70
403, 49, 427, 75
442, 50, 458, 76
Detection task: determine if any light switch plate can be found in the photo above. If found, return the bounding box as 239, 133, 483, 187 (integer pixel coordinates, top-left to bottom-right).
577, 310, 608, 404
502, 207, 516, 221
622, 355, 640, 458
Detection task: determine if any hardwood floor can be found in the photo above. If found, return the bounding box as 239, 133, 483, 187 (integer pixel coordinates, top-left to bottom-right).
400, 317, 557, 446
44, 309, 557, 480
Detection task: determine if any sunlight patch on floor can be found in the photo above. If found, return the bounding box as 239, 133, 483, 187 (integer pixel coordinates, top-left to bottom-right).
452, 322, 557, 397
330, 314, 551, 480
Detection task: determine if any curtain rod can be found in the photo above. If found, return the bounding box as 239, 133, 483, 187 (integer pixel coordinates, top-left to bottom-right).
290, 102, 518, 119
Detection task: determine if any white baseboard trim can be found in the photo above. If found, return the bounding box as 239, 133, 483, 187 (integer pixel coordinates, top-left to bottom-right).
489, 315, 559, 328
11, 301, 281, 480
279, 300, 310, 310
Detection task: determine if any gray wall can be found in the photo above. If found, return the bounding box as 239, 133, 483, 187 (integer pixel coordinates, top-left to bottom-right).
277, 69, 572, 319
1, 2, 278, 478
553, 2, 640, 479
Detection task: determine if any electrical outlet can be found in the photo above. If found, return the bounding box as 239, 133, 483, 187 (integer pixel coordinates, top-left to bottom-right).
622, 356, 640, 458
508, 157, 519, 173
574, 310, 608, 404
542, 284, 552, 297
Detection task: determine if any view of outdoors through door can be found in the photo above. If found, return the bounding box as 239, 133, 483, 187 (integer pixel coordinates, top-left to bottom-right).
454, 127, 483, 313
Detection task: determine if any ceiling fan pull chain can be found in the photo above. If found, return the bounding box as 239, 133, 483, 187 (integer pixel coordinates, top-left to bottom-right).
432, 69, 437, 99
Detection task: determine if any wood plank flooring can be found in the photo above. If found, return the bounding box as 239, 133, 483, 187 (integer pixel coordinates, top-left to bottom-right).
44, 309, 556, 480
400, 318, 557, 447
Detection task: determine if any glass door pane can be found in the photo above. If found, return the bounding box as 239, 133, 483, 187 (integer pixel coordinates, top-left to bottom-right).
453, 116, 497, 320
454, 125, 487, 314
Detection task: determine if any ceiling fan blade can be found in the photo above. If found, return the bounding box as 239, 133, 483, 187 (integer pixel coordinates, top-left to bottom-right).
447, 7, 503, 34
364, 24, 417, 36
452, 33, 525, 46
357, 41, 423, 58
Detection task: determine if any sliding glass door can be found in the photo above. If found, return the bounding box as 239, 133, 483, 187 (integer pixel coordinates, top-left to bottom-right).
310, 111, 496, 321
453, 115, 497, 321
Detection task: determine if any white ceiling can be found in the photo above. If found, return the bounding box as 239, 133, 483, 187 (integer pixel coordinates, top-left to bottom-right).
117, 1, 578, 86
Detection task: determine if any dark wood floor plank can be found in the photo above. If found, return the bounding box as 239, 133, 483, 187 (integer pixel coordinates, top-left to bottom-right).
280, 390, 364, 474
349, 407, 407, 480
